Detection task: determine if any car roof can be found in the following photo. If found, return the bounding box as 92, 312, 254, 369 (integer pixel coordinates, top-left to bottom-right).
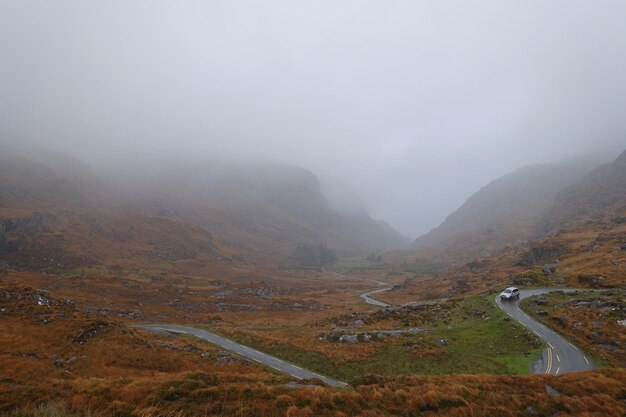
504, 287, 518, 291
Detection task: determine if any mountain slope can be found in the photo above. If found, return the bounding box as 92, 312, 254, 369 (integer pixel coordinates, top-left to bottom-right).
116, 159, 410, 260
412, 160, 599, 261
542, 150, 626, 231
0, 151, 408, 273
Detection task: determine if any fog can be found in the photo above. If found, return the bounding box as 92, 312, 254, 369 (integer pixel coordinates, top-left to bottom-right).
1, 1, 625, 238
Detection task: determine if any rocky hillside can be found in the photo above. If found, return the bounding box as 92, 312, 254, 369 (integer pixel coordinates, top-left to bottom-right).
0, 150, 409, 273
412, 161, 597, 261
541, 150, 626, 232
118, 159, 410, 260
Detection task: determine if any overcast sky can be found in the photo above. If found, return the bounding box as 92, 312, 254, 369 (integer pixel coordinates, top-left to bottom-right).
1, 1, 625, 237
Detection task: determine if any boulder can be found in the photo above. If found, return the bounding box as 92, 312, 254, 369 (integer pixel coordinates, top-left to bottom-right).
545, 385, 561, 397
339, 334, 358, 344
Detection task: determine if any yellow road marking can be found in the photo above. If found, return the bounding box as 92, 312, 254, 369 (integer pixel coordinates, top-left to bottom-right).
545, 348, 553, 374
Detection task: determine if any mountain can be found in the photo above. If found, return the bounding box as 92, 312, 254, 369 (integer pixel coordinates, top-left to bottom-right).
0, 150, 408, 273
108, 158, 410, 260
542, 150, 626, 232
411, 159, 600, 261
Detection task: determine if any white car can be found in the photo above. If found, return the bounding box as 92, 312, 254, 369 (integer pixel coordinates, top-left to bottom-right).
500, 287, 520, 301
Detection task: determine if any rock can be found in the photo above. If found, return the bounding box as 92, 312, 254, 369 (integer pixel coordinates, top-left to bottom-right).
71, 321, 108, 344
215, 351, 249, 364
436, 339, 448, 346
618, 319, 626, 327
541, 264, 556, 275
348, 320, 365, 327
339, 334, 358, 344
66, 356, 77, 366
200, 352, 212, 359
598, 344, 618, 352
516, 246, 566, 267
535, 310, 548, 316
589, 331, 601, 340
572, 322, 583, 329
215, 303, 258, 312
591, 321, 603, 328
556, 317, 567, 327
52, 358, 65, 368
578, 274, 613, 288
533, 296, 549, 306
545, 384, 561, 397
512, 276, 532, 286
574, 301, 591, 308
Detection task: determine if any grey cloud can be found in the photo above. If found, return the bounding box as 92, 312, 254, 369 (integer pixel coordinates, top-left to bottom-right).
1, 1, 625, 237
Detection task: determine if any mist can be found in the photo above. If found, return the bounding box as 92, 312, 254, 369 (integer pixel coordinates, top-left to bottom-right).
1, 1, 625, 238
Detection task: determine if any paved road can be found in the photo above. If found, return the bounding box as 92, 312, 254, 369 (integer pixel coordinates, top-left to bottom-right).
136, 324, 348, 388
360, 287, 391, 307
330, 271, 392, 307
495, 289, 595, 375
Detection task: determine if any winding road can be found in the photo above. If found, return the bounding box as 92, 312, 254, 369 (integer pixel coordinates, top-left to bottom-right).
137, 286, 594, 388
136, 324, 348, 388
495, 289, 595, 375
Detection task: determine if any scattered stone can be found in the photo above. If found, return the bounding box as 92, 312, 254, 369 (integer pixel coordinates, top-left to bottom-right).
618, 319, 626, 327
211, 290, 232, 298
545, 384, 561, 397
339, 334, 358, 344
516, 246, 566, 267
436, 339, 448, 347
215, 303, 258, 312
577, 274, 613, 288
591, 321, 603, 328
512, 276, 532, 286
535, 310, 548, 316
589, 332, 601, 340
71, 321, 108, 344
598, 344, 618, 352
541, 264, 556, 275
348, 320, 365, 327
215, 351, 250, 364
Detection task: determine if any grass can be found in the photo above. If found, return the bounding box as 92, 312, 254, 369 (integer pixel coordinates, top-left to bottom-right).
331, 258, 375, 271
215, 294, 543, 382
519, 290, 623, 368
